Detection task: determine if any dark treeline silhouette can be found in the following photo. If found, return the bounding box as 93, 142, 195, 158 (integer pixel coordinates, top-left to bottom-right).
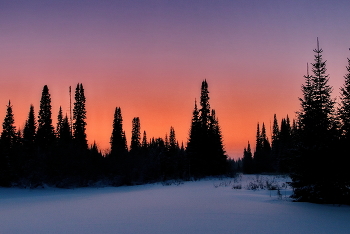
242, 39, 350, 204
0, 81, 232, 188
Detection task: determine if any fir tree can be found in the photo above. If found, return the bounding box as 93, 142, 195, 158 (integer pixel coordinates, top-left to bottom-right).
242, 141, 253, 174
339, 58, 350, 141
1, 100, 17, 151
142, 131, 148, 149
37, 85, 56, 149
271, 114, 280, 171
186, 81, 227, 177
59, 115, 72, 145
0, 101, 17, 185
130, 117, 141, 153
56, 106, 63, 139
23, 105, 36, 150
73, 83, 87, 149
110, 107, 128, 158
292, 39, 338, 203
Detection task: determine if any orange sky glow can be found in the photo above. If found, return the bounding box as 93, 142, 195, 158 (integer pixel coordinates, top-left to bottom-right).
1, 1, 350, 158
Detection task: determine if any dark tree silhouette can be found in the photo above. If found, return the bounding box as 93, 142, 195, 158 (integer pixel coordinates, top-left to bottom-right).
56, 106, 63, 139
37, 85, 56, 150
110, 107, 128, 159
291, 39, 339, 203
339, 58, 350, 143
186, 80, 227, 177
0, 101, 17, 186
242, 141, 253, 174
23, 105, 36, 151
1, 100, 17, 149
130, 117, 141, 153
73, 83, 87, 150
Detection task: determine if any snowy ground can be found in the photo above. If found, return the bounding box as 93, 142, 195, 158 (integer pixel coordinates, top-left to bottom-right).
1, 175, 350, 234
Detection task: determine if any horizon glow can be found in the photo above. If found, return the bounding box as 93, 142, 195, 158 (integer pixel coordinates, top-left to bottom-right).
1, 0, 350, 158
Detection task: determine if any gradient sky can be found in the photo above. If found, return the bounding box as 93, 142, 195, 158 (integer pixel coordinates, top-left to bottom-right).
1, 0, 350, 158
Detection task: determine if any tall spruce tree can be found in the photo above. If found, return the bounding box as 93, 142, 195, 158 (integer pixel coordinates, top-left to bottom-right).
292, 39, 338, 203
37, 85, 56, 149
242, 141, 253, 174
110, 107, 128, 158
73, 83, 87, 150
338, 57, 350, 196
339, 58, 350, 143
271, 114, 280, 171
23, 105, 36, 150
130, 117, 141, 153
1, 100, 17, 151
56, 106, 63, 139
186, 80, 227, 177
0, 101, 17, 186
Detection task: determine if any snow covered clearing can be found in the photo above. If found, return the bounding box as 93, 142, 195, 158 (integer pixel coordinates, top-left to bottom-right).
1, 175, 350, 234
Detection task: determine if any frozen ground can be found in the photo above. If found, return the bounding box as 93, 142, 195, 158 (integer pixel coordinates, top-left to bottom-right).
1, 175, 350, 234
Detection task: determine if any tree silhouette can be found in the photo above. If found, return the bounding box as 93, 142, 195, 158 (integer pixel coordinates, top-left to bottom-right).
23, 105, 36, 151
110, 107, 127, 159
242, 141, 253, 174
186, 80, 227, 177
292, 39, 338, 203
73, 83, 87, 150
37, 85, 56, 150
130, 117, 141, 153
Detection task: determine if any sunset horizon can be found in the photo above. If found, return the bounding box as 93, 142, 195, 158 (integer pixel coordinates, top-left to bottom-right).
1, 0, 350, 158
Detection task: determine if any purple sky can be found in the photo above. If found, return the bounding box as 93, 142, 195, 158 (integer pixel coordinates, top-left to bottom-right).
1, 0, 350, 157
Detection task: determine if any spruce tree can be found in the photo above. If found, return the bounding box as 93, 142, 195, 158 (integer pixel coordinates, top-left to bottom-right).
73, 83, 87, 150
56, 106, 63, 139
130, 117, 141, 153
37, 85, 56, 150
59, 115, 72, 145
1, 100, 17, 152
338, 57, 350, 197
292, 39, 338, 203
242, 141, 253, 174
186, 99, 201, 177
0, 101, 17, 186
23, 105, 36, 151
271, 114, 280, 171
110, 107, 128, 158
186, 80, 227, 177
339, 58, 350, 142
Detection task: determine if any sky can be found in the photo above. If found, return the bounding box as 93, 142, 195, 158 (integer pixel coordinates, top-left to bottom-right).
0, 0, 350, 158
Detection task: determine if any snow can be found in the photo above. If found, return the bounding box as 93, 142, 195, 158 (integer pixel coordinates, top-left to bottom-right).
1, 175, 350, 234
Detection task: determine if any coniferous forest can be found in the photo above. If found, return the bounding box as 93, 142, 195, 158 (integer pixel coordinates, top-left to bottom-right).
1, 40, 350, 205
242, 39, 350, 204
0, 81, 229, 188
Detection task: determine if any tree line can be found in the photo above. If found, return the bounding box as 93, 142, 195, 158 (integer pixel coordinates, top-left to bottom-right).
242, 39, 350, 204
0, 81, 230, 188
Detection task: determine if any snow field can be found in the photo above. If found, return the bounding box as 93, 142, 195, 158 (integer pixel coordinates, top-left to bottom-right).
0, 175, 350, 234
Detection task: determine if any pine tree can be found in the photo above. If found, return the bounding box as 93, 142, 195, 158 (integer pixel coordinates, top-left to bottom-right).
59, 115, 72, 145
242, 141, 253, 174
37, 85, 56, 150
1, 100, 17, 151
186, 99, 201, 177
338, 57, 350, 198
339, 58, 350, 142
292, 39, 338, 203
271, 114, 280, 171
186, 80, 227, 177
56, 106, 63, 139
142, 131, 148, 149
23, 105, 36, 151
0, 101, 17, 185
110, 107, 128, 158
130, 117, 141, 153
73, 83, 87, 150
